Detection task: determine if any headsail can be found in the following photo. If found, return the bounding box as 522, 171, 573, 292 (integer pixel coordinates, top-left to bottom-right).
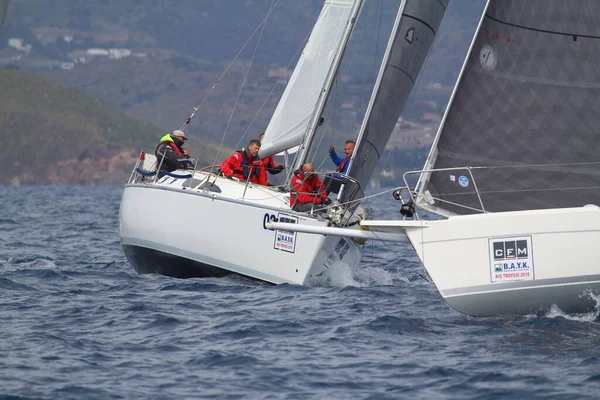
259, 0, 362, 159
416, 0, 600, 215
343, 0, 448, 201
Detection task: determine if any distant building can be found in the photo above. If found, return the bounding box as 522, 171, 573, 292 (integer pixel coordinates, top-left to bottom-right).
8, 38, 32, 54
87, 48, 109, 56
108, 48, 131, 59
419, 112, 442, 123
59, 62, 75, 70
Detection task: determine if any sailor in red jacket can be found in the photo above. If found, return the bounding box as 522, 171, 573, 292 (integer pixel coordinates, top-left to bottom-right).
220, 139, 267, 185
290, 163, 331, 212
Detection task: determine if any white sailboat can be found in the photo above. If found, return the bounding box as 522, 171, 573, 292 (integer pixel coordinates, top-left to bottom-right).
119, 0, 448, 284
359, 0, 600, 316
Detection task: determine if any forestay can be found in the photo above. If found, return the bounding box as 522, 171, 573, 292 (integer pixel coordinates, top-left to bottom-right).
416, 0, 600, 215
260, 0, 362, 159
343, 0, 448, 202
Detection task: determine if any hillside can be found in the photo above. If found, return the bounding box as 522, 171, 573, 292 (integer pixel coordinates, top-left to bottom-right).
0, 1, 486, 184
1, 1, 486, 149
0, 67, 223, 185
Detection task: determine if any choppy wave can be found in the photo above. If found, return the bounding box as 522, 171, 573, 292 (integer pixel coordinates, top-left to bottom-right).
0, 186, 599, 399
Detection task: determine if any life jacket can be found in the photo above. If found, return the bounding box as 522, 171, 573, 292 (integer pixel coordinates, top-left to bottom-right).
290, 170, 323, 207
336, 156, 350, 173
236, 149, 260, 180
156, 133, 184, 156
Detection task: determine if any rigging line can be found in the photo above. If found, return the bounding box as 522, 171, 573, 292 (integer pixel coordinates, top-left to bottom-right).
368, 229, 407, 261
210, 0, 275, 171
426, 196, 485, 213
436, 184, 600, 196
234, 19, 313, 151
312, 77, 339, 170
181, 0, 281, 130
333, 185, 408, 209
465, 161, 600, 170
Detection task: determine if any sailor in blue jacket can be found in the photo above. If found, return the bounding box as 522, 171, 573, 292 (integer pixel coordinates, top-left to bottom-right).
328, 140, 355, 175
325, 140, 355, 194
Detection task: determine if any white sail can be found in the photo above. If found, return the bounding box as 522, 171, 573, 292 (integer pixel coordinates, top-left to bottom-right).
259, 0, 361, 159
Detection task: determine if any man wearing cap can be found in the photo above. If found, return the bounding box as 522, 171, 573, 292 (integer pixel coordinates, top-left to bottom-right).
155, 130, 193, 177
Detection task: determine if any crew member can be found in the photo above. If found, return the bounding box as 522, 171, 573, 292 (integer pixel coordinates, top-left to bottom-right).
326, 140, 356, 194
290, 163, 331, 212
220, 139, 267, 185
155, 130, 193, 177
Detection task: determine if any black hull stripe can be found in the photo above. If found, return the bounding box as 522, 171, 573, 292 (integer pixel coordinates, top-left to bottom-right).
123, 244, 267, 282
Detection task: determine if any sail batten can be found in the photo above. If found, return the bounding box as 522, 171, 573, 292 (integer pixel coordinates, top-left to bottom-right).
417, 0, 600, 215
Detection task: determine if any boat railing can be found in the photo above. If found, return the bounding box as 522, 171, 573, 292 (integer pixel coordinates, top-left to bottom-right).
402, 167, 486, 215
287, 171, 365, 224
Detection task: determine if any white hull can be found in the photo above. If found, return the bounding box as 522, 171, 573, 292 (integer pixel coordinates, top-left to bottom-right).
364, 206, 600, 316
119, 171, 363, 285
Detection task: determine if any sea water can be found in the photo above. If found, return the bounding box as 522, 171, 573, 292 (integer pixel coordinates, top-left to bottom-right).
1, 186, 600, 399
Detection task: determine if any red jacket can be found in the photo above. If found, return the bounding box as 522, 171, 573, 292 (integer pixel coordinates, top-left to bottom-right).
221, 150, 267, 185
261, 155, 284, 175
290, 170, 327, 207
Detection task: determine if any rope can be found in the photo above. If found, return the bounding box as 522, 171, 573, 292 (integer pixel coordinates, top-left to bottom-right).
468, 161, 600, 170
209, 0, 276, 174
180, 0, 282, 130
233, 25, 313, 151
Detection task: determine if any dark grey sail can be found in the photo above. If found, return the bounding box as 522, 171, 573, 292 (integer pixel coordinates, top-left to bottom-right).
417, 0, 600, 215
0, 0, 10, 38
342, 0, 448, 202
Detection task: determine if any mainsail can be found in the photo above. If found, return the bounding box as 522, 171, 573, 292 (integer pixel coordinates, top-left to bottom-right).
259, 0, 362, 159
343, 0, 448, 201
416, 0, 600, 215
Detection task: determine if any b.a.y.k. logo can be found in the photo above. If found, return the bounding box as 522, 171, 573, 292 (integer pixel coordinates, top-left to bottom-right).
489, 236, 534, 282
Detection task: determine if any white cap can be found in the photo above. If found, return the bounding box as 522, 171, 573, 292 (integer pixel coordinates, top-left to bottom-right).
172, 130, 187, 140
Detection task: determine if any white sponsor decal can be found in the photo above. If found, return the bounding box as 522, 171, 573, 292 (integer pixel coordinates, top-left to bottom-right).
274, 213, 298, 253
489, 236, 534, 282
